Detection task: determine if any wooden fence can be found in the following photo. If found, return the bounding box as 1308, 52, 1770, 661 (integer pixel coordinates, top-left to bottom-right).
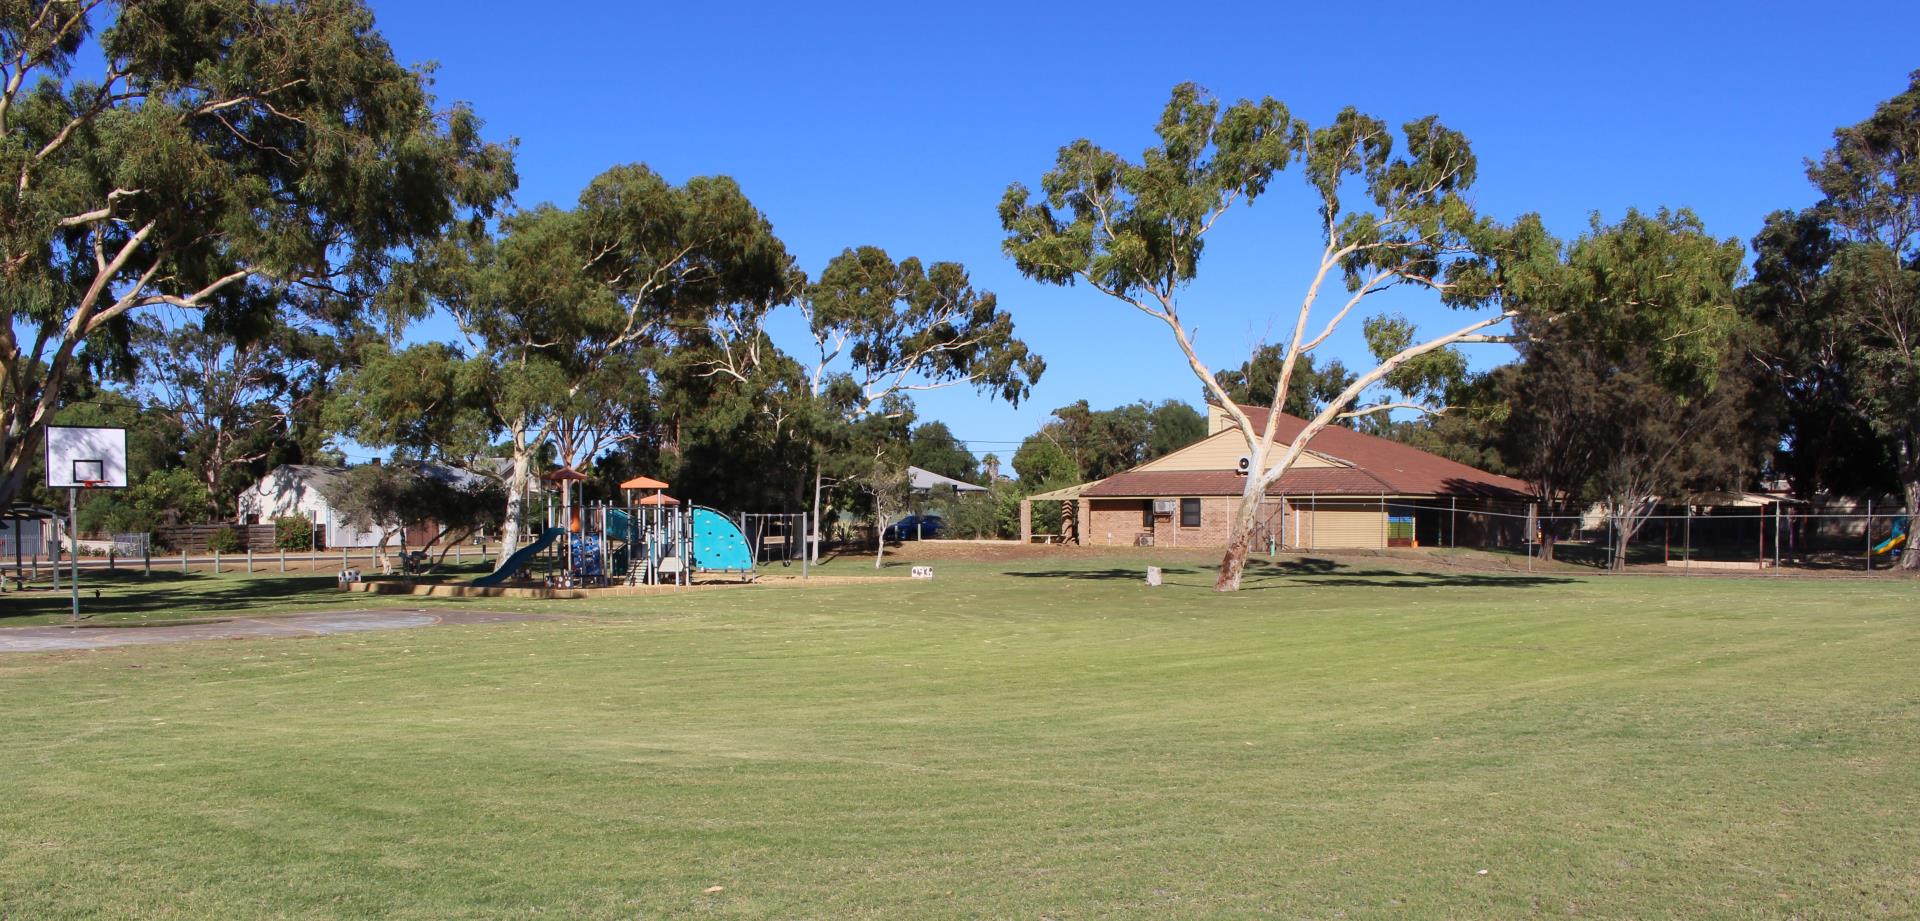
154, 524, 278, 553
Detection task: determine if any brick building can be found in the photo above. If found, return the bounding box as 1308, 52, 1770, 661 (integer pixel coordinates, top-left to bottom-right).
1034, 404, 1533, 550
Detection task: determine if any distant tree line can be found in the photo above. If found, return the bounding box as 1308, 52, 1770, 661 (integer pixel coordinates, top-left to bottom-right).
8, 5, 1915, 577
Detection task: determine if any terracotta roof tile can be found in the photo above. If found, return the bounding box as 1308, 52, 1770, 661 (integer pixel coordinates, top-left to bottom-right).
1081, 405, 1533, 500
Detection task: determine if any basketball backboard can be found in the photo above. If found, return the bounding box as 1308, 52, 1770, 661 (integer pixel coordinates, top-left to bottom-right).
45, 426, 128, 488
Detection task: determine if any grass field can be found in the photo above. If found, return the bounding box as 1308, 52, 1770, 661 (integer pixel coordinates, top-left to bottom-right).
3, 552, 1918, 918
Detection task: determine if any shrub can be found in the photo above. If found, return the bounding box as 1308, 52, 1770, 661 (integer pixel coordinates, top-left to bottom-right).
205, 526, 244, 554
274, 515, 316, 550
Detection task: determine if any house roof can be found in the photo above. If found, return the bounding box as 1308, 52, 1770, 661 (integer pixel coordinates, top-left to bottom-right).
1027, 480, 1102, 501
1083, 405, 1532, 499
259, 462, 496, 494
908, 466, 988, 494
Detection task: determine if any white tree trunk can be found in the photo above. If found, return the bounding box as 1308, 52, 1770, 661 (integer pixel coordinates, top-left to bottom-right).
494, 419, 535, 574
1215, 478, 1267, 591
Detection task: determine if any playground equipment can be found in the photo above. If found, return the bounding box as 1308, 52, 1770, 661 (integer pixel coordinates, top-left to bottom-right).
1873, 516, 1909, 557
469, 470, 782, 588
469, 527, 562, 588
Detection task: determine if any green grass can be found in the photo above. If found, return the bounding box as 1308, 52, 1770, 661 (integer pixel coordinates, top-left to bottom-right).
3, 554, 1919, 918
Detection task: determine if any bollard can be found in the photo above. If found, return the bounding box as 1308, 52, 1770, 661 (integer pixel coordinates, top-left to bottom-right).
143, 540, 151, 576
1146, 565, 1163, 587
109, 548, 116, 572
246, 548, 254, 574
182, 548, 188, 574
213, 549, 220, 575
280, 549, 286, 573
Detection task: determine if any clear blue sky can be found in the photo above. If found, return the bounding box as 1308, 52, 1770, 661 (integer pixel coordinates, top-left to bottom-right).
370, 0, 1913, 457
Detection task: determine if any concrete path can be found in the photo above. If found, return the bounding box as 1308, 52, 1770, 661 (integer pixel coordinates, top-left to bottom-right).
0, 608, 549, 654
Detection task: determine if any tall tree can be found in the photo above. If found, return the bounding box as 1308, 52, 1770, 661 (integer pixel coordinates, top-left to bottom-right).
132, 313, 340, 516
417, 168, 795, 561
908, 421, 978, 482
1146, 400, 1208, 457
1504, 210, 1752, 566
0, 0, 516, 506
1002, 84, 1534, 590
792, 246, 1043, 553
1747, 71, 1920, 566
1213, 347, 1356, 421
1743, 212, 1896, 500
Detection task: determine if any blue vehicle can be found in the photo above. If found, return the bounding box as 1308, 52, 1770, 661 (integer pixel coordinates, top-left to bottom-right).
884, 514, 946, 541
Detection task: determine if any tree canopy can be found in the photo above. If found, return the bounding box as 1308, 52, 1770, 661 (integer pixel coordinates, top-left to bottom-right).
0, 0, 516, 506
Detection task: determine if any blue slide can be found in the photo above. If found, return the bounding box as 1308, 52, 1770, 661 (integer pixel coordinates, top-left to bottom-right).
605, 508, 635, 542
470, 527, 562, 587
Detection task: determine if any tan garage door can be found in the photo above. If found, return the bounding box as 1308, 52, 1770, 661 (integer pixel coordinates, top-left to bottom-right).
1301, 501, 1385, 549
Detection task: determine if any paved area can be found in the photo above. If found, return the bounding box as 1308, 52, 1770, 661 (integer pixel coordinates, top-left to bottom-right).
0, 608, 549, 654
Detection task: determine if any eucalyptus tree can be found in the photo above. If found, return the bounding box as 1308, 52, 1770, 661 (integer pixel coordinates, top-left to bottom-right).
0, 0, 516, 506
434, 167, 795, 558
1001, 84, 1536, 591
780, 246, 1043, 555
1746, 71, 1920, 565
1503, 209, 1751, 566
132, 312, 345, 517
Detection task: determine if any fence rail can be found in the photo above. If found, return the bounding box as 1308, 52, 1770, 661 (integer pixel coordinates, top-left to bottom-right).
153, 523, 277, 553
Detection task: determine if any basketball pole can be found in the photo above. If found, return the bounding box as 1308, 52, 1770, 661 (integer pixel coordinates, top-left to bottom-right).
68, 485, 79, 622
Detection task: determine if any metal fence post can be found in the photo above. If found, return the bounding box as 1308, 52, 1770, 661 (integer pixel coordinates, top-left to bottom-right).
1684, 505, 1692, 573
181, 547, 188, 573
1865, 500, 1874, 572
1449, 497, 1457, 567
280, 548, 286, 573
246, 548, 254, 574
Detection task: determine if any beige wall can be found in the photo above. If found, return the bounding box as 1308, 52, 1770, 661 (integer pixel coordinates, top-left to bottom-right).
1286, 499, 1387, 550
1137, 428, 1339, 473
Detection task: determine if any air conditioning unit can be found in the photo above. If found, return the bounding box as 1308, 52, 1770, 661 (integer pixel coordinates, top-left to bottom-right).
1152, 498, 1177, 516
1235, 455, 1253, 476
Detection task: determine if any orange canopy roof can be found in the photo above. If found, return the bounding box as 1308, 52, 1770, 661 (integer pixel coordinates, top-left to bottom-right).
619, 475, 670, 490
636, 493, 679, 506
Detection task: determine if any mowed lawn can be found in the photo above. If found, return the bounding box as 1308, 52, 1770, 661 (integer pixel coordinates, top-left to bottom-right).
3, 556, 1918, 919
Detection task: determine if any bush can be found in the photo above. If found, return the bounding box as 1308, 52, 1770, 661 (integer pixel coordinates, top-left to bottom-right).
205, 526, 244, 554
274, 515, 316, 550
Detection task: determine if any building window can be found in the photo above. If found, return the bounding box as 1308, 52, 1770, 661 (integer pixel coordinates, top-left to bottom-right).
1142, 502, 1155, 528
1180, 498, 1202, 528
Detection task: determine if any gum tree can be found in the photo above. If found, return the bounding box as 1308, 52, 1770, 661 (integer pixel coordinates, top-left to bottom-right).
1748, 71, 1920, 567
0, 0, 515, 506
775, 247, 1044, 558
440, 169, 795, 560
1001, 84, 1534, 591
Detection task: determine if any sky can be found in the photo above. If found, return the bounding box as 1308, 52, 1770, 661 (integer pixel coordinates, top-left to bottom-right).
363, 0, 1914, 459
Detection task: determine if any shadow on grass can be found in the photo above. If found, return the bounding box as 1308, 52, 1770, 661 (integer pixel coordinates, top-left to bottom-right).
0, 570, 493, 623
1006, 564, 1198, 579
1003, 567, 1200, 581
999, 557, 1575, 589
1239, 557, 1577, 589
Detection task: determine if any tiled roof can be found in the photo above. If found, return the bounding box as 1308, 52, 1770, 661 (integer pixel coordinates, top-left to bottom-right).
1084, 467, 1394, 498
1083, 405, 1533, 500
